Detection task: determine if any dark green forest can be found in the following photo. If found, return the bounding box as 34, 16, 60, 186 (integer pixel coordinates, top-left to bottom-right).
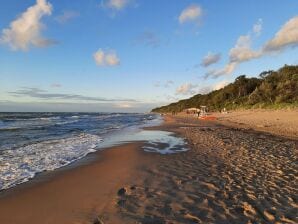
152, 65, 298, 113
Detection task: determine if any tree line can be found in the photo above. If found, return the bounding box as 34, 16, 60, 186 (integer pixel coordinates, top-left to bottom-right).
152, 65, 298, 113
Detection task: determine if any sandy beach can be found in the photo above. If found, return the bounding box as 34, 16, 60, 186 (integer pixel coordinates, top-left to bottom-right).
0, 143, 158, 224
0, 110, 297, 224
1, 1, 297, 223
215, 109, 298, 140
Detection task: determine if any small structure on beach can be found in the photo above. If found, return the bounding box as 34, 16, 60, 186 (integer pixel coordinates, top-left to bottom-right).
199, 106, 207, 117
221, 107, 228, 114
185, 108, 200, 115
199, 106, 217, 120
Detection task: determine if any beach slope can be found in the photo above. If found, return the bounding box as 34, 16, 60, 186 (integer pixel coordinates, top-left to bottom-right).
0, 112, 297, 223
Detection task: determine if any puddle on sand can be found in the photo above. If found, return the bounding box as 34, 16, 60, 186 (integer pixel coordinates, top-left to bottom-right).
98, 130, 189, 154
132, 130, 188, 154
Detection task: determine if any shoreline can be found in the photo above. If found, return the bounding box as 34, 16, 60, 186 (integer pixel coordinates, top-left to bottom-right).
0, 142, 158, 224
0, 111, 297, 223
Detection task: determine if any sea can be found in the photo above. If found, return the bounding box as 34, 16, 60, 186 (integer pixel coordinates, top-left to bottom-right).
0, 112, 187, 191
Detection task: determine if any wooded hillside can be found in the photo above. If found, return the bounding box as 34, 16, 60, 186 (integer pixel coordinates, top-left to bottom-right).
152, 65, 298, 113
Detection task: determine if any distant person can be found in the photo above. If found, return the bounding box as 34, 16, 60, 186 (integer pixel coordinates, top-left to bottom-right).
222, 108, 227, 114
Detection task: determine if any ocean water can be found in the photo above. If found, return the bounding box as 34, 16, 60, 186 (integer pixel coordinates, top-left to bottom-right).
0, 112, 188, 191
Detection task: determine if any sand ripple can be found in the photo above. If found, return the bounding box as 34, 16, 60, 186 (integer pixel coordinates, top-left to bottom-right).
115, 118, 298, 224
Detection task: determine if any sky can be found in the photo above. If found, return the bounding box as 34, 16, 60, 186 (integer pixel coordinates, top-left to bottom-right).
0, 0, 298, 112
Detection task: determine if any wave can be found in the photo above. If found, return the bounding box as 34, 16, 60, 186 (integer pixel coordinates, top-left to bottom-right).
0, 133, 102, 191
55, 120, 79, 126
0, 126, 22, 131
95, 113, 124, 120
0, 113, 162, 191
38, 116, 61, 121
1, 116, 61, 122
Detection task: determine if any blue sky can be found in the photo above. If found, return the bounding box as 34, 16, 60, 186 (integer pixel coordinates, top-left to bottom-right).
0, 0, 298, 112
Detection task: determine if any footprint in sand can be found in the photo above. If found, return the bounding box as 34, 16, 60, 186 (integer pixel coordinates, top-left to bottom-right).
116, 187, 130, 207
263, 210, 275, 222
184, 213, 202, 223
93, 216, 104, 224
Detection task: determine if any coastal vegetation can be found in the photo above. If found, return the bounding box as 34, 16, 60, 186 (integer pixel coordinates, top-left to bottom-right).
152, 65, 298, 113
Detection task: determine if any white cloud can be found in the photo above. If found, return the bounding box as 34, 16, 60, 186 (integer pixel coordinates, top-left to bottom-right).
204, 20, 260, 78
205, 34, 260, 78
174, 80, 230, 98
213, 80, 229, 90
55, 10, 79, 24
175, 82, 223, 96
201, 52, 221, 67
205, 62, 237, 79
205, 16, 298, 79
253, 18, 263, 36
93, 49, 120, 66
263, 16, 298, 52
105, 52, 120, 65
0, 0, 54, 51
229, 35, 261, 63
179, 4, 202, 24
176, 83, 198, 95
105, 0, 131, 11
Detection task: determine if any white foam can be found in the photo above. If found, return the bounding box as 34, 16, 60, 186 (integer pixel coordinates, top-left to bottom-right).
55, 120, 79, 125
0, 133, 102, 191
97, 130, 188, 155
138, 131, 188, 154
39, 116, 60, 121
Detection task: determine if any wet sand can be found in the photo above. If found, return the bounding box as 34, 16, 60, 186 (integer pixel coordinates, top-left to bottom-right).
0, 143, 159, 224
0, 113, 297, 224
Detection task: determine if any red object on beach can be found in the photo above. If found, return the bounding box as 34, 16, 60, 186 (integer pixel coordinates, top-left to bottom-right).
199, 116, 217, 120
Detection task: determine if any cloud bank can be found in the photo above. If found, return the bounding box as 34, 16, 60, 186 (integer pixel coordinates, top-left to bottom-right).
0, 0, 54, 51
9, 87, 135, 102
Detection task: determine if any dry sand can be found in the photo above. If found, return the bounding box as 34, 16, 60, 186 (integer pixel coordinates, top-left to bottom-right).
0, 111, 297, 224
214, 109, 298, 139
117, 116, 297, 223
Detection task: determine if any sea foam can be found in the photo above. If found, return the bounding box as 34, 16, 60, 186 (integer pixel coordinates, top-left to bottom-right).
0, 133, 102, 190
